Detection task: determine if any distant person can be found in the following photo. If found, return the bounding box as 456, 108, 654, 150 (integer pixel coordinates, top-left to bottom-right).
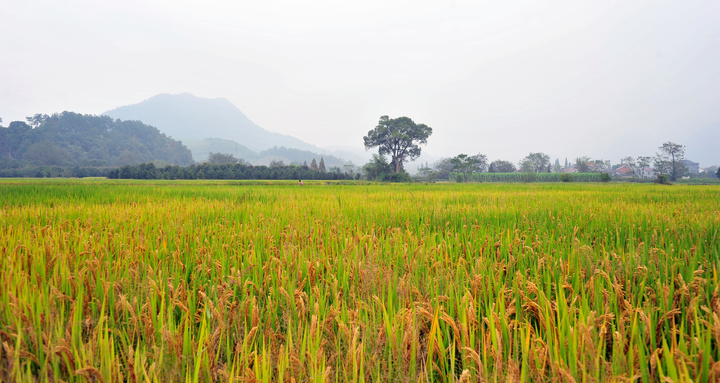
299, 180, 303, 186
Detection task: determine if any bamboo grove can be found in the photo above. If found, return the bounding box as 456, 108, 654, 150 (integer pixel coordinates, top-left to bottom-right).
1, 179, 719, 382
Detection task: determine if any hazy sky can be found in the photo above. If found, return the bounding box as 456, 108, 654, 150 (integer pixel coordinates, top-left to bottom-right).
2, 0, 719, 165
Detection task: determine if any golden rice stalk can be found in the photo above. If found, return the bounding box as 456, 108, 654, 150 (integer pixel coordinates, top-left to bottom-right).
75, 366, 105, 383
708, 361, 720, 382
655, 309, 681, 349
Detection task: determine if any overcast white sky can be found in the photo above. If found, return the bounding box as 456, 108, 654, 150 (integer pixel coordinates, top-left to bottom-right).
2, 0, 719, 165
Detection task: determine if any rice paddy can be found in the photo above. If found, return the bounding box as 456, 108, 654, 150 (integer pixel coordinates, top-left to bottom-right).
1, 179, 719, 382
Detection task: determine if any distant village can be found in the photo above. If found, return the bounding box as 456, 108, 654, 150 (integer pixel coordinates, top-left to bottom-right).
556, 158, 710, 179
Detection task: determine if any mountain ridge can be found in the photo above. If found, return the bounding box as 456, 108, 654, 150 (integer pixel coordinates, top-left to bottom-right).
102, 93, 327, 155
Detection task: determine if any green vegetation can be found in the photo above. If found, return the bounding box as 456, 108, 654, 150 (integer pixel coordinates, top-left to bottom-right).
361, 154, 412, 182
518, 152, 551, 173
364, 115, 432, 173
0, 112, 193, 169
457, 172, 610, 182
108, 162, 357, 180
1, 180, 719, 381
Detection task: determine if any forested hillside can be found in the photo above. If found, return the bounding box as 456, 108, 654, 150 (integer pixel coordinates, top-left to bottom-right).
0, 112, 193, 168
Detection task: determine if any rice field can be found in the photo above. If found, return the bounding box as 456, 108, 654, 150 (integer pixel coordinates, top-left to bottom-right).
1, 179, 719, 382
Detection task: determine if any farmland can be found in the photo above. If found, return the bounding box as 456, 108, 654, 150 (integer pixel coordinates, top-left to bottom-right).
1, 179, 719, 382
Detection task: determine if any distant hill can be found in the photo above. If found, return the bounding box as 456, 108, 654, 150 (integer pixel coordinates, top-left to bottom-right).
103, 93, 326, 154
254, 146, 349, 168
0, 112, 193, 167
183, 137, 350, 168
181, 138, 257, 163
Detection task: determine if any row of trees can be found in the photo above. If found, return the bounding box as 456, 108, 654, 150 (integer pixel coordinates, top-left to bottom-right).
108, 162, 357, 180
412, 153, 551, 182
206, 152, 331, 172
402, 143, 704, 183
620, 142, 690, 182
360, 116, 708, 183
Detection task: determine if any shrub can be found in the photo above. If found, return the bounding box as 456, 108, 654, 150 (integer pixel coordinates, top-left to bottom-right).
560, 173, 574, 182
379, 171, 413, 183
521, 172, 537, 183
655, 174, 670, 185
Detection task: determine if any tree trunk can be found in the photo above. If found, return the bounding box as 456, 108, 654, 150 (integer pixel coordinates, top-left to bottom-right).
670, 153, 676, 181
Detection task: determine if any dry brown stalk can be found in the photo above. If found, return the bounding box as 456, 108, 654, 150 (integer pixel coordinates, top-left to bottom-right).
294, 289, 307, 319
440, 311, 460, 341
252, 298, 260, 329
522, 299, 545, 334
506, 357, 522, 382
75, 366, 105, 383
655, 309, 681, 350
708, 360, 720, 382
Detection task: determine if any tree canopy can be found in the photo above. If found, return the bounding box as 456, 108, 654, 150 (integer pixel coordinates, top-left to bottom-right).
363, 115, 432, 173
656, 141, 686, 181
0, 111, 193, 168
207, 152, 242, 165
519, 152, 551, 173
450, 153, 488, 182
362, 154, 393, 181
488, 160, 516, 173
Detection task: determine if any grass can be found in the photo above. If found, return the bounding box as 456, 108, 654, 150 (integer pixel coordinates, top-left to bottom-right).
0, 179, 719, 382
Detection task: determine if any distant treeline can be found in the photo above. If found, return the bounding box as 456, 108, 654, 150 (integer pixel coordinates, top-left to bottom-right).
455, 172, 611, 183
0, 166, 109, 178
107, 162, 357, 180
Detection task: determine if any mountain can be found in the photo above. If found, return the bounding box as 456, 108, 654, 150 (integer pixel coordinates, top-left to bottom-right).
0, 111, 193, 167
103, 93, 325, 154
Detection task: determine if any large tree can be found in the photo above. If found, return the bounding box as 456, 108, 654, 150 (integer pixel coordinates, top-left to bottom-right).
575, 156, 591, 173
488, 160, 516, 173
519, 152, 551, 173
431, 158, 455, 180
656, 141, 686, 181
621, 156, 639, 178
636, 156, 652, 179
207, 152, 241, 165
450, 153, 488, 182
364, 115, 432, 173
